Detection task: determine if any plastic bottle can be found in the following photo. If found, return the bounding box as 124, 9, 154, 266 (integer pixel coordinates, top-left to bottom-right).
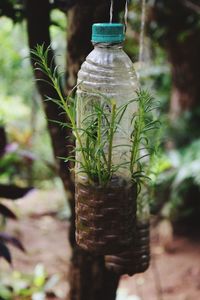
76, 23, 139, 181
75, 23, 139, 254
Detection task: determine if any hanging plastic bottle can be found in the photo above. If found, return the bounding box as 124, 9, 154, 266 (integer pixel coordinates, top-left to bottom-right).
75, 23, 139, 254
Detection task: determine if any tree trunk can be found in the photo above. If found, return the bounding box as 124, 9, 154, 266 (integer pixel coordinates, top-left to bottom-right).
26, 1, 126, 299
25, 0, 75, 198
151, 1, 200, 118
169, 31, 200, 118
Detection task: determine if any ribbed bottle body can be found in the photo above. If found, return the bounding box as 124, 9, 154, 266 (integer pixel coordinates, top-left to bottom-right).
76, 44, 139, 180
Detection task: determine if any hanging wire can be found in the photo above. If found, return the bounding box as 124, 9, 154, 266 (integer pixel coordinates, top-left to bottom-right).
110, 0, 114, 23
124, 0, 129, 31
110, 0, 129, 31
139, 0, 147, 62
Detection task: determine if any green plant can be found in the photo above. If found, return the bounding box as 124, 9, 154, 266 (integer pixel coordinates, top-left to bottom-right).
0, 202, 25, 265
0, 264, 60, 300
147, 138, 200, 220
31, 45, 158, 188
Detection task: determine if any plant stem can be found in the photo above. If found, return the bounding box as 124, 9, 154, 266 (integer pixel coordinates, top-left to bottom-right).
107, 102, 116, 178
41, 56, 90, 174
130, 95, 144, 176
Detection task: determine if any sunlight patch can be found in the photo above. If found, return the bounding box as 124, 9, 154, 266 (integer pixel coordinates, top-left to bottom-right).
116, 288, 141, 300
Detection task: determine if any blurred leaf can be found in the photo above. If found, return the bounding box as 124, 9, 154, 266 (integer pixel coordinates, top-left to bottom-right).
32, 292, 46, 300
34, 264, 46, 288
0, 283, 12, 299
0, 203, 17, 219
44, 274, 60, 292
0, 125, 7, 157
0, 241, 12, 264
0, 184, 33, 200
0, 233, 25, 252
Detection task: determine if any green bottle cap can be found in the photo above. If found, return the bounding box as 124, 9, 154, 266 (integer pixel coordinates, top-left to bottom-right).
92, 23, 125, 43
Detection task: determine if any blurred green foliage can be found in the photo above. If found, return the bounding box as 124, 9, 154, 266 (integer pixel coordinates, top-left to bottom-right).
150, 139, 200, 221
0, 14, 66, 189
0, 0, 24, 22
0, 264, 60, 299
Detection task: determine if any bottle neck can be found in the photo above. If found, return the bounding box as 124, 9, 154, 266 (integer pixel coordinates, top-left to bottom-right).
93, 42, 123, 49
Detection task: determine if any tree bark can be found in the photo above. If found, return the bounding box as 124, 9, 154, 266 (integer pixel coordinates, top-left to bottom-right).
26, 1, 126, 300
151, 0, 200, 118
168, 30, 200, 118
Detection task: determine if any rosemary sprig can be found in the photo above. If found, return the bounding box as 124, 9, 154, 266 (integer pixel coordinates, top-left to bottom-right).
31, 45, 159, 188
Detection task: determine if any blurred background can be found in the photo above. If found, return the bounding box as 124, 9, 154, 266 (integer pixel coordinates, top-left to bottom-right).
0, 1, 200, 300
